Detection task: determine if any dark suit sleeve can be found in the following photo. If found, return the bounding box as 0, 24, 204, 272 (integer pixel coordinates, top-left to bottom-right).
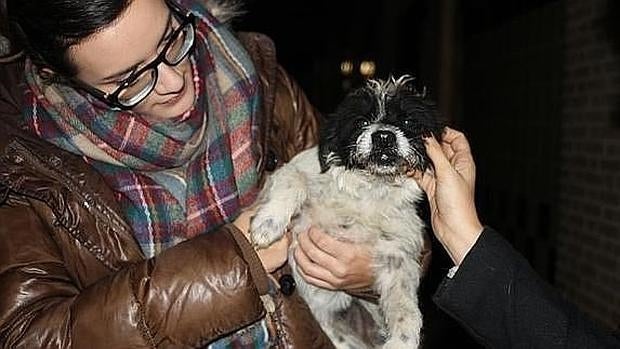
432, 228, 620, 349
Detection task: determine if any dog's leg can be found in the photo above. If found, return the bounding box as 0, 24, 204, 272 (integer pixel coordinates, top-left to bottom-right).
321, 320, 375, 349
250, 164, 309, 248
374, 242, 423, 349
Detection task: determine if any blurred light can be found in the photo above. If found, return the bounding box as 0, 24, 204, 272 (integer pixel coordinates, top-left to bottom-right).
340, 60, 354, 76
360, 60, 376, 77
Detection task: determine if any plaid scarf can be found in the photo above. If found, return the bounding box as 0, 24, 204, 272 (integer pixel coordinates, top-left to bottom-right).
22, 2, 261, 258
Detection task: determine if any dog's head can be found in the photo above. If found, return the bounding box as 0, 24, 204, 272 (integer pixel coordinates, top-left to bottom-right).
319, 75, 444, 176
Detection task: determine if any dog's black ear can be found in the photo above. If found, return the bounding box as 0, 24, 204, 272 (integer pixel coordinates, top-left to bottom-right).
318, 113, 341, 173
426, 101, 448, 140
422, 103, 448, 171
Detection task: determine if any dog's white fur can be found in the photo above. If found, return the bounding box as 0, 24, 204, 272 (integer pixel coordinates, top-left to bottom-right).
251, 146, 426, 349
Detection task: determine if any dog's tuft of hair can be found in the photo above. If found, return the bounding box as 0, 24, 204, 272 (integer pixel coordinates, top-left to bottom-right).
365, 75, 426, 101
319, 75, 444, 175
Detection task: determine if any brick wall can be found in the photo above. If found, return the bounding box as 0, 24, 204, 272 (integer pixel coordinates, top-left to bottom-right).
557, 0, 620, 329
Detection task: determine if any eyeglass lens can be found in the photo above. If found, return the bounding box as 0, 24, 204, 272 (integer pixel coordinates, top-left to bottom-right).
117, 22, 194, 107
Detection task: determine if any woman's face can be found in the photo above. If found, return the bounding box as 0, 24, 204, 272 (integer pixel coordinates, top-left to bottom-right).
70, 0, 195, 123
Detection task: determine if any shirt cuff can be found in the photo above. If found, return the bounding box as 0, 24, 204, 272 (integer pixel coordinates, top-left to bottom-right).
447, 265, 460, 278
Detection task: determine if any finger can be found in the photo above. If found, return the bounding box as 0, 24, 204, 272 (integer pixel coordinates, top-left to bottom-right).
298, 229, 343, 272
416, 169, 436, 196
453, 157, 476, 190
440, 141, 455, 160
307, 228, 350, 260
441, 127, 465, 144
294, 246, 339, 288
442, 127, 472, 155
408, 168, 436, 198
424, 135, 452, 174
295, 260, 337, 290
406, 168, 422, 179
441, 129, 476, 182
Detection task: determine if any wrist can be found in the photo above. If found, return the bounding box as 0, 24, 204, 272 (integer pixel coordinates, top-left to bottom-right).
441, 220, 483, 265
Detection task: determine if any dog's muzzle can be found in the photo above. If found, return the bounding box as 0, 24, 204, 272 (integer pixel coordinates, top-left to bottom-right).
369, 130, 400, 166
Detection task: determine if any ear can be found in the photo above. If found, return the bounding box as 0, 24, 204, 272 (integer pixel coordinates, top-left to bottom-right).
318, 114, 341, 173
428, 104, 447, 140
421, 106, 448, 171
38, 67, 56, 78
40, 67, 54, 74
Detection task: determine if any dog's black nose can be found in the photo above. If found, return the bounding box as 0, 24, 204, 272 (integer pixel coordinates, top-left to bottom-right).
372, 130, 396, 147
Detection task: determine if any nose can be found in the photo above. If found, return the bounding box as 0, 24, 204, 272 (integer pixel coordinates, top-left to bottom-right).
372, 130, 397, 147
154, 63, 185, 95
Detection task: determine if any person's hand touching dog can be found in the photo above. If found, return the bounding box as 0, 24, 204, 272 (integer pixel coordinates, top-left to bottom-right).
410, 127, 483, 265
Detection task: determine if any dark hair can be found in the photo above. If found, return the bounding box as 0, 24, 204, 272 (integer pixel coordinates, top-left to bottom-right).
0, 0, 17, 60
5, 0, 132, 77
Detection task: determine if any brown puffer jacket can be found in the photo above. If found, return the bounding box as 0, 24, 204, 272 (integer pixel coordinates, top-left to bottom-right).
0, 33, 333, 348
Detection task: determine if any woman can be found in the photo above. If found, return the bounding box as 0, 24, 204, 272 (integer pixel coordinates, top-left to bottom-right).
0, 0, 377, 347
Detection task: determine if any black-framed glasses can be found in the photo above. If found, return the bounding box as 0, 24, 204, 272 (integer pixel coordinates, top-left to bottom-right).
76, 1, 196, 110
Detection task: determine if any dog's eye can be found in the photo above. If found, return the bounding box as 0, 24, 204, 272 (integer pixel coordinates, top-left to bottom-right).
355, 118, 370, 128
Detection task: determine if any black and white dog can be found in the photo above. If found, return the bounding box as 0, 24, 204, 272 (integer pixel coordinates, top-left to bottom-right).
250, 76, 443, 349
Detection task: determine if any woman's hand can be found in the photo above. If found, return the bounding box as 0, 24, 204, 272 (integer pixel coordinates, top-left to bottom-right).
294, 227, 374, 290
233, 208, 290, 273
410, 127, 483, 265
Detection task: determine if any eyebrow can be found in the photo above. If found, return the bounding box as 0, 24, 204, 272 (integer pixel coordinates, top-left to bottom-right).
100, 12, 174, 84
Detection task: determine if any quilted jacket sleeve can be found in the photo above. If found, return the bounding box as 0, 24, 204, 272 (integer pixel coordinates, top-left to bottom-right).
0, 202, 266, 349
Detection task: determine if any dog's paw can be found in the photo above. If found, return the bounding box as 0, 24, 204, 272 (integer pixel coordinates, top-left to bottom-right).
249, 213, 289, 248
382, 334, 420, 349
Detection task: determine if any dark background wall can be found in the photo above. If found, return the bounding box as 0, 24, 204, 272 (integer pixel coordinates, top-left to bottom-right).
237, 0, 438, 112
557, 0, 620, 328
238, 0, 620, 345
